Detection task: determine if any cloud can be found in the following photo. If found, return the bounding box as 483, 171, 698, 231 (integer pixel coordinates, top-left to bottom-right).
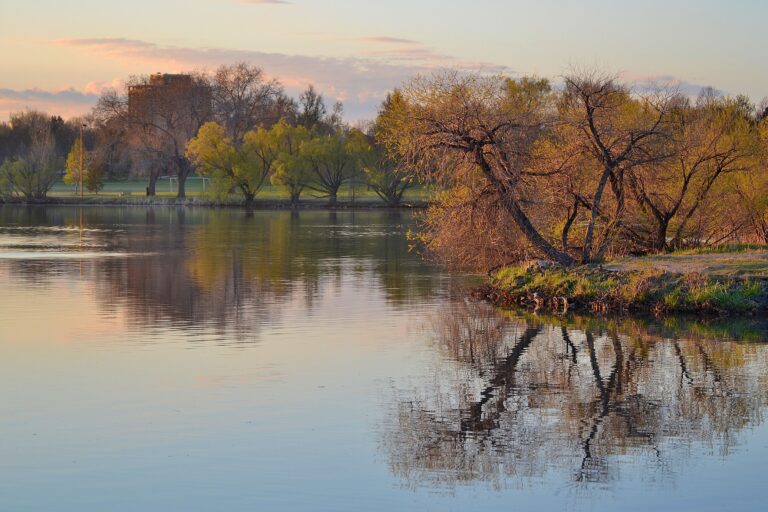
0, 87, 100, 120
53, 37, 512, 120
240, 0, 291, 4
617, 71, 718, 98
355, 36, 422, 45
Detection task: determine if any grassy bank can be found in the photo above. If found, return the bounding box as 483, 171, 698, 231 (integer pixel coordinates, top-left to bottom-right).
1, 195, 430, 209
3, 180, 433, 209
476, 249, 768, 316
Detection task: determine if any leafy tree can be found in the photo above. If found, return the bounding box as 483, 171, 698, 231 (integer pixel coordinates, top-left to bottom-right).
87, 162, 104, 193
363, 92, 418, 206
271, 123, 313, 205
558, 73, 677, 262
379, 72, 577, 266
303, 129, 369, 206
187, 121, 286, 206
362, 142, 416, 206
64, 137, 89, 193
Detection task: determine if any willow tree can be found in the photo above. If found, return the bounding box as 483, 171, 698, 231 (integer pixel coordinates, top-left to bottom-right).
303, 129, 369, 206
361, 93, 419, 206
558, 73, 677, 261
628, 96, 760, 250
380, 72, 576, 266
271, 123, 313, 205
187, 120, 286, 206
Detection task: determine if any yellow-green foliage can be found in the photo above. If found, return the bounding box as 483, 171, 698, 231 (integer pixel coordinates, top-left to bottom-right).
65, 138, 86, 186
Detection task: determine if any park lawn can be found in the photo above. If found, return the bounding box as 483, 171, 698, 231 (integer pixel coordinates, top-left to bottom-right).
47, 179, 434, 204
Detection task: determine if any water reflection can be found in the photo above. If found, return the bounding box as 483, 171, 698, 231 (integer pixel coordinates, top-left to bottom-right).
384, 299, 768, 490
3, 206, 768, 510
0, 206, 444, 342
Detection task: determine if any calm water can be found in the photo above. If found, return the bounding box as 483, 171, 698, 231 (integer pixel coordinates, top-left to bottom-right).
1, 205, 767, 511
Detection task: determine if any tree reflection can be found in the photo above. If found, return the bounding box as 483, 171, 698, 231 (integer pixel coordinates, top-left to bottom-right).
384, 300, 768, 489
0, 206, 444, 339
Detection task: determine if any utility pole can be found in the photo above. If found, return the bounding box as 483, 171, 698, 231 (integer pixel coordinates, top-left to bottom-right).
79, 123, 85, 198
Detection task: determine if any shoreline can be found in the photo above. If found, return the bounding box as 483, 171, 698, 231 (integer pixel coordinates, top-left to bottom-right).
474, 259, 768, 317
0, 196, 430, 210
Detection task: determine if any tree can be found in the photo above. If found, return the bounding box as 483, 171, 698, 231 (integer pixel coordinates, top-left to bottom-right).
187, 121, 286, 206
211, 62, 288, 141
362, 144, 416, 206
629, 96, 760, 250
96, 73, 212, 198
731, 118, 768, 243
64, 137, 88, 193
271, 123, 313, 205
297, 85, 327, 129
86, 157, 104, 192
361, 93, 418, 206
558, 72, 676, 261
380, 72, 577, 266
303, 129, 369, 206
0, 112, 61, 199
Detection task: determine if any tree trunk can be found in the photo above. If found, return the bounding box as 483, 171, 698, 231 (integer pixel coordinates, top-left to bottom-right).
244, 191, 255, 208
290, 190, 301, 206
147, 173, 159, 196
582, 167, 611, 263
655, 218, 670, 252
562, 199, 579, 252
473, 149, 573, 266
502, 194, 574, 266
176, 158, 191, 199
328, 190, 337, 206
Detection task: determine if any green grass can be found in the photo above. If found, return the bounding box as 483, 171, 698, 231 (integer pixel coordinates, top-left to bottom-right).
44, 179, 433, 205
488, 261, 767, 315
671, 243, 768, 255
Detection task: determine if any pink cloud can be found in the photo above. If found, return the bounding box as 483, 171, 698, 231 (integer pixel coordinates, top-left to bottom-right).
355, 36, 422, 45
617, 70, 717, 97
0, 87, 99, 120
52, 37, 512, 120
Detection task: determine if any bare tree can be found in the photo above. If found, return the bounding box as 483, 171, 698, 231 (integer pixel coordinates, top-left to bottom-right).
380, 72, 576, 265
0, 111, 61, 199
560, 72, 677, 261
96, 73, 212, 197
211, 62, 288, 141
629, 96, 759, 250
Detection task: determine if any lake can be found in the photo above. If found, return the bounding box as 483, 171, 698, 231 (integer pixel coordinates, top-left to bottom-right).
1, 205, 767, 511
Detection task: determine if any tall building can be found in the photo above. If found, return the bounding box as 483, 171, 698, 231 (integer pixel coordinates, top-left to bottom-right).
127, 73, 210, 118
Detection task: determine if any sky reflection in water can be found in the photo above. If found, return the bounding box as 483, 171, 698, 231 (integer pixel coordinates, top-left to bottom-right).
0, 205, 766, 512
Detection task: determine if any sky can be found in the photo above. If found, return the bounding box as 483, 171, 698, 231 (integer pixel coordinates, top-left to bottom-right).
1, 0, 766, 121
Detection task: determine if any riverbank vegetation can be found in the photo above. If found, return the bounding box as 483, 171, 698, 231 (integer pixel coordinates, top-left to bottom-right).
475, 254, 768, 315
379, 71, 768, 269
372, 71, 768, 313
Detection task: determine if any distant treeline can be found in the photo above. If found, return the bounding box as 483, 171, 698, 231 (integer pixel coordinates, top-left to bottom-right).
0, 63, 415, 206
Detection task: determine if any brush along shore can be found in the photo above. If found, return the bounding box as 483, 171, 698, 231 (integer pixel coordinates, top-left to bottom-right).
474, 249, 768, 316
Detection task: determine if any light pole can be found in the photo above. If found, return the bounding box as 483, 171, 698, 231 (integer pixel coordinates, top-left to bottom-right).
79, 123, 85, 198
